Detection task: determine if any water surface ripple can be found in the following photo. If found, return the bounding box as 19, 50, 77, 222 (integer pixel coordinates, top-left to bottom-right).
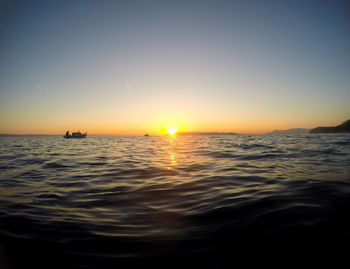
1, 134, 350, 268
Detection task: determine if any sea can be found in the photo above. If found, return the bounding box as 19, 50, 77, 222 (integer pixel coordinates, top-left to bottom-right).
0, 134, 350, 268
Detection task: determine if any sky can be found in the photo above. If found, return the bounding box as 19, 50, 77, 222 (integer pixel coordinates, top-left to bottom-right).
1, 0, 350, 135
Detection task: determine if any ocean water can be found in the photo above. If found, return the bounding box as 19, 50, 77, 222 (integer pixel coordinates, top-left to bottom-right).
1, 134, 350, 268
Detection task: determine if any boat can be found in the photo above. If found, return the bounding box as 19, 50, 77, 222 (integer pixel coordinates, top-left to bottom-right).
144, 134, 150, 136
63, 131, 87, 138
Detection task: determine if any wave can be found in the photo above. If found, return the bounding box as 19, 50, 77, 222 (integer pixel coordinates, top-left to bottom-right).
1, 134, 350, 268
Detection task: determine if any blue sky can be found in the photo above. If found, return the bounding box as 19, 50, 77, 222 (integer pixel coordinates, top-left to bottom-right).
1, 0, 350, 134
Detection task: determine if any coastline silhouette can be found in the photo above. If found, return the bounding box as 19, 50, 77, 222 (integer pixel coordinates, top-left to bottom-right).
310, 119, 350, 133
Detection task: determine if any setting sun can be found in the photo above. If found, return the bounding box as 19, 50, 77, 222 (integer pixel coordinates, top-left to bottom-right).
167, 128, 177, 135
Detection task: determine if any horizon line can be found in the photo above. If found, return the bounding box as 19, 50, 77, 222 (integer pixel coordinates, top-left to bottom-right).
0, 132, 247, 136
0, 130, 309, 136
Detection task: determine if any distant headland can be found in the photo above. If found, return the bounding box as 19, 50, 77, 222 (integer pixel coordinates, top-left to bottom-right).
310, 119, 350, 134
267, 128, 310, 135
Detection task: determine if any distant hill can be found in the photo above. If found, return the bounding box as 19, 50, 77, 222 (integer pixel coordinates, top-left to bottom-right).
310, 119, 350, 133
268, 128, 310, 135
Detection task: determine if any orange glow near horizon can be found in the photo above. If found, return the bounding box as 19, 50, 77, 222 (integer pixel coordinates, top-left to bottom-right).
0, 110, 348, 136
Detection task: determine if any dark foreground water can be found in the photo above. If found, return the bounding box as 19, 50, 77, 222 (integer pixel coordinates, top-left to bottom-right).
1, 134, 350, 268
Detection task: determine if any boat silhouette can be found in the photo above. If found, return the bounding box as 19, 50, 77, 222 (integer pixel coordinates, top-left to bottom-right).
63, 131, 87, 138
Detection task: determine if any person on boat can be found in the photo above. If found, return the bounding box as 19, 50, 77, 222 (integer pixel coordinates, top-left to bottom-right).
66, 131, 69, 136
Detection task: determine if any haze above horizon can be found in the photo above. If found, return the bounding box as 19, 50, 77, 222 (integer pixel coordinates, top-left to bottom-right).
1, 0, 350, 135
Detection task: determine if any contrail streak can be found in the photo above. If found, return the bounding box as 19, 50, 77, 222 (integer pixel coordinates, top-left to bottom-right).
126, 81, 134, 96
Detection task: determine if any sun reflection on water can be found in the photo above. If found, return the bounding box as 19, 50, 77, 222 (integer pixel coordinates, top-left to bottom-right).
167, 152, 178, 170
169, 154, 177, 166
